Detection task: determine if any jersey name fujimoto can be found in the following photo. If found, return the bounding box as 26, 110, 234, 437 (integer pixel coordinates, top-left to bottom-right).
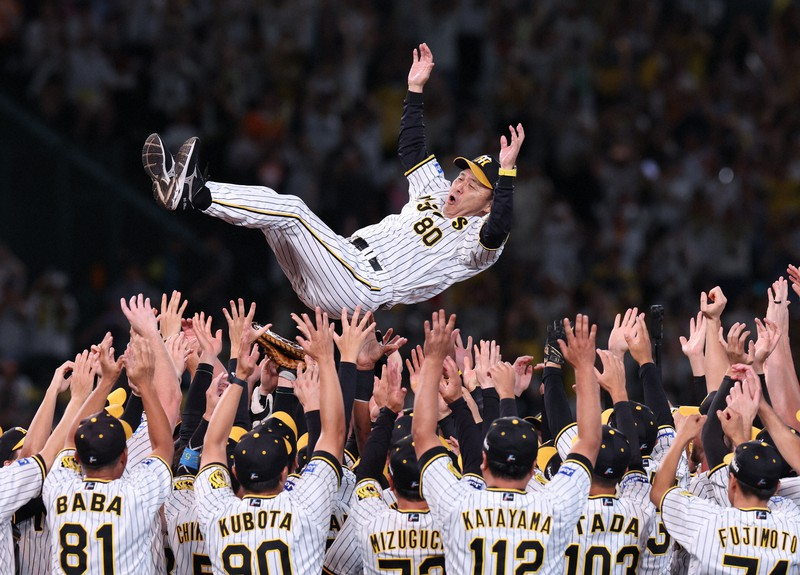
413, 196, 468, 247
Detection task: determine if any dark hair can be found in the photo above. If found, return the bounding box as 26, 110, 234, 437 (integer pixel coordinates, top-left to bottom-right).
735, 476, 777, 500
81, 451, 124, 473
592, 474, 619, 490
238, 475, 282, 493
394, 485, 425, 502
486, 458, 533, 480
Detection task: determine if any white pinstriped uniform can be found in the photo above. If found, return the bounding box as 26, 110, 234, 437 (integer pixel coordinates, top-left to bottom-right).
0, 455, 46, 575
566, 494, 649, 575
203, 154, 502, 316
660, 485, 800, 575
195, 453, 341, 574
42, 449, 172, 575
420, 448, 591, 574
163, 476, 210, 575
124, 417, 170, 574
286, 465, 355, 550
14, 501, 51, 575
343, 478, 445, 575
323, 483, 401, 575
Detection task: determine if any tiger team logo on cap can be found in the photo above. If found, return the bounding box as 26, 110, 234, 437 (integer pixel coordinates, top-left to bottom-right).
74, 411, 129, 466
453, 155, 501, 191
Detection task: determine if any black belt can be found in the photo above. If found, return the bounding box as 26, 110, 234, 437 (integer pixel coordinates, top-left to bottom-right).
350, 237, 382, 271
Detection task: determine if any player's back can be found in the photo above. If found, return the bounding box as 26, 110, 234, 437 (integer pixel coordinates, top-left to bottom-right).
43, 451, 171, 575
567, 495, 648, 575
164, 475, 211, 575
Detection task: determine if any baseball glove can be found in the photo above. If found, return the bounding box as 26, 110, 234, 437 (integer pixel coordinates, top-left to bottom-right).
254, 323, 305, 369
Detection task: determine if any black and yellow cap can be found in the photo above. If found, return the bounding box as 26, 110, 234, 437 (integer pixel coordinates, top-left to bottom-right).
454, 155, 501, 191
483, 416, 537, 469
75, 411, 129, 466
608, 401, 657, 457
755, 427, 799, 478
0, 427, 26, 462
389, 435, 421, 492
730, 441, 783, 491
233, 428, 289, 483
391, 414, 414, 444
594, 425, 630, 480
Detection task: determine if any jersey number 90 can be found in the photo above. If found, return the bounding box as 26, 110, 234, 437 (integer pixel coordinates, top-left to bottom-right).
221, 540, 292, 574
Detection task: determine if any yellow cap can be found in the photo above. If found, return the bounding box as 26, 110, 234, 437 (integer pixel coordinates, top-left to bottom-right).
601, 408, 614, 425
229, 426, 248, 443
751, 426, 762, 441
297, 432, 309, 452
268, 411, 298, 441
537, 446, 558, 471
104, 404, 124, 419
678, 406, 700, 416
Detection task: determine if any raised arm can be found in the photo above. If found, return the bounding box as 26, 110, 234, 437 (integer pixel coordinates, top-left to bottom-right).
398, 43, 434, 170
626, 314, 673, 428
650, 413, 706, 507
294, 308, 345, 462
764, 273, 800, 426
18, 360, 73, 459
412, 310, 457, 458
558, 314, 601, 465
479, 123, 524, 249
701, 287, 730, 393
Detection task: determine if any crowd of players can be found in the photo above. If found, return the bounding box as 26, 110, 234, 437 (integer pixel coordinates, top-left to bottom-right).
1, 271, 800, 573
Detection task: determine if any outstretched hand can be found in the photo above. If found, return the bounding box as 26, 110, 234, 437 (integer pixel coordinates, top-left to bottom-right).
499, 124, 525, 169
408, 43, 434, 93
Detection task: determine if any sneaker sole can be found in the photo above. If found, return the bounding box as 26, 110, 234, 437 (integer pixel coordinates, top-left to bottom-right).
173, 137, 199, 208
142, 134, 180, 210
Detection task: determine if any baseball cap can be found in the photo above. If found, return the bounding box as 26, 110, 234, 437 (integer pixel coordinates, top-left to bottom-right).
608, 401, 658, 456
388, 435, 421, 493
75, 411, 129, 467
258, 413, 297, 462
755, 427, 799, 478
392, 414, 414, 444
454, 155, 501, 191
233, 428, 290, 484
483, 416, 538, 469
0, 427, 26, 462
729, 441, 783, 491
594, 425, 630, 480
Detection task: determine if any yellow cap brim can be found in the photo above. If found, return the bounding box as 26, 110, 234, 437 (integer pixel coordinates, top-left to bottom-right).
268, 411, 298, 441
229, 426, 248, 443
678, 406, 700, 416
601, 408, 614, 425
105, 404, 124, 419
107, 388, 127, 407
454, 157, 493, 190
297, 432, 308, 452
537, 445, 558, 470
120, 420, 133, 440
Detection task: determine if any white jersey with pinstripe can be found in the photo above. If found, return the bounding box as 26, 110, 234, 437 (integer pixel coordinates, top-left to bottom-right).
123, 416, 170, 574
0, 455, 46, 575
420, 447, 591, 574
42, 449, 172, 575
194, 452, 341, 574
659, 485, 800, 574
163, 475, 211, 575
203, 154, 502, 316
14, 501, 51, 575
565, 494, 649, 575
344, 478, 445, 575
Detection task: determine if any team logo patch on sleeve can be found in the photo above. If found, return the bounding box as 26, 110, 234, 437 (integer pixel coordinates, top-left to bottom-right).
61, 455, 81, 472
16, 458, 31, 467
558, 466, 576, 477
304, 461, 318, 474
356, 483, 380, 501
173, 478, 195, 491
208, 469, 229, 489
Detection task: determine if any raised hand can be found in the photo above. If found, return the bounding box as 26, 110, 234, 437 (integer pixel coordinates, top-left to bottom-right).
724, 322, 754, 366
788, 265, 800, 298
499, 124, 525, 170
335, 306, 376, 363
294, 357, 321, 412
624, 314, 654, 366
69, 350, 94, 401
679, 312, 706, 360
192, 312, 223, 364
474, 340, 501, 389
462, 352, 478, 392
405, 345, 424, 393
752, 317, 781, 373
594, 349, 626, 401
356, 319, 406, 370
125, 337, 156, 388
120, 294, 159, 337
422, 310, 456, 361
440, 356, 463, 404
49, 360, 75, 394
558, 314, 597, 372
512, 355, 534, 397
222, 298, 258, 357
292, 307, 335, 362
701, 286, 727, 321
93, 332, 123, 384
489, 361, 516, 400
158, 290, 188, 340
674, 412, 706, 443
608, 307, 638, 360
384, 360, 406, 413
452, 329, 474, 373
766, 276, 790, 335
204, 372, 228, 420
408, 42, 434, 93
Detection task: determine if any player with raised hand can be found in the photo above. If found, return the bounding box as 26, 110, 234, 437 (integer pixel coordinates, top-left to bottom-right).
412, 311, 601, 574
43, 314, 175, 574
651, 406, 800, 575
142, 42, 524, 316
196, 306, 344, 574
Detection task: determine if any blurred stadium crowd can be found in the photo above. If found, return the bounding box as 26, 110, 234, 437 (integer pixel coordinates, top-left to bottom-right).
2, 0, 800, 426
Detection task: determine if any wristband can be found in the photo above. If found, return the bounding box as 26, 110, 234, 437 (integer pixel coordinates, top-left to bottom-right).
229, 375, 248, 388
179, 448, 201, 471
498, 167, 517, 177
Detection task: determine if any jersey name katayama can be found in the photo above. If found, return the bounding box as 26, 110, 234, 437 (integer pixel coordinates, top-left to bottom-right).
461, 508, 552, 533
369, 528, 443, 553
55, 492, 122, 516
218, 509, 293, 537
717, 525, 798, 552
